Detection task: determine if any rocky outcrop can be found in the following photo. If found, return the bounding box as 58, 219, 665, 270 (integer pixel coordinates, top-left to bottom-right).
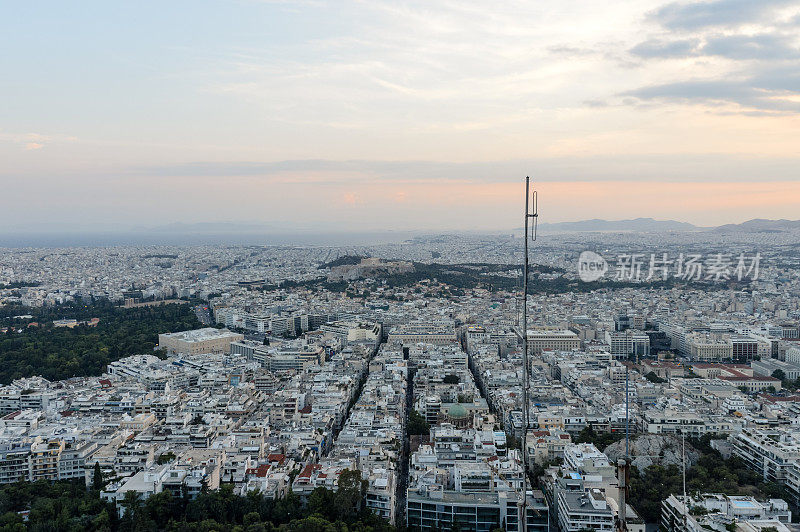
603, 434, 699, 471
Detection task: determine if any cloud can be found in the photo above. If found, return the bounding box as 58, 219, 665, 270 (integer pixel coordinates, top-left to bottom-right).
650, 0, 794, 30
583, 99, 609, 108
624, 66, 800, 113
0, 131, 78, 150
628, 33, 800, 64
630, 38, 700, 58
0, 132, 49, 144
751, 66, 800, 92
701, 33, 800, 60
0, 133, 49, 150
341, 192, 363, 206
123, 155, 800, 185
626, 0, 800, 115
628, 79, 752, 101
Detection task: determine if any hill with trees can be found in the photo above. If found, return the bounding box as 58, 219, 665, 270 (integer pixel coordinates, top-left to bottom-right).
628, 434, 790, 523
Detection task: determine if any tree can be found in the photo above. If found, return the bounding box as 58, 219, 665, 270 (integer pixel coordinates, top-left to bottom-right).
92, 508, 112, 531
244, 511, 265, 530
443, 374, 460, 384
574, 425, 623, 450
772, 369, 786, 382
307, 486, 335, 520
157, 451, 176, 465
120, 490, 142, 517
93, 462, 105, 489
0, 478, 395, 531
407, 410, 430, 436
144, 490, 175, 524
335, 469, 366, 520
274, 489, 303, 523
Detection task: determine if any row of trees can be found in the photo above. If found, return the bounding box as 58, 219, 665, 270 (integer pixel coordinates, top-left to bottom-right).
771, 369, 800, 392
0, 281, 40, 290
0, 473, 394, 532
0, 301, 201, 384
573, 425, 625, 450
644, 371, 667, 383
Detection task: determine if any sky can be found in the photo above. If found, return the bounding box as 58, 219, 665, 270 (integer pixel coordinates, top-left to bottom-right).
2, 0, 800, 233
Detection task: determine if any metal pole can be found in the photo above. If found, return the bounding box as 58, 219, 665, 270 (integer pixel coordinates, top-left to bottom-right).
618, 365, 631, 532
521, 176, 531, 532
682, 431, 688, 532
617, 459, 628, 532
682, 431, 686, 502
625, 366, 629, 459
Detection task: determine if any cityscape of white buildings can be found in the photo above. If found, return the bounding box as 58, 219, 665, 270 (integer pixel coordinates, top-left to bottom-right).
1, 230, 800, 530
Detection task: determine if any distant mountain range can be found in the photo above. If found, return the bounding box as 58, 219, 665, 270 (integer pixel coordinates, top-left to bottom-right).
146, 222, 288, 233
10, 219, 798, 237
539, 218, 800, 233
539, 218, 697, 232
150, 219, 800, 235
712, 219, 800, 233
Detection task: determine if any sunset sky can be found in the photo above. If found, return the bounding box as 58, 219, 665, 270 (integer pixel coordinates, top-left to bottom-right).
2, 0, 799, 232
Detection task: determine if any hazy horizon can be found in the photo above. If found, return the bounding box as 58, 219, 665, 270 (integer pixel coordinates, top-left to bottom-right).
3, 1, 800, 232
2, 214, 799, 235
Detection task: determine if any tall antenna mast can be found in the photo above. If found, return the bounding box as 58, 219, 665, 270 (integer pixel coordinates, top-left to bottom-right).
520, 176, 538, 532
682, 431, 687, 502
618, 364, 631, 532
625, 366, 630, 458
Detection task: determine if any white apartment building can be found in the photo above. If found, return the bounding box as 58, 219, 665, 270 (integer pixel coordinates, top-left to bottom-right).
662, 493, 791, 532
605, 330, 650, 359
388, 323, 456, 346
689, 333, 734, 361
527, 330, 581, 355
158, 328, 244, 355
731, 428, 800, 483
406, 486, 549, 532
556, 487, 615, 532
640, 408, 709, 436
